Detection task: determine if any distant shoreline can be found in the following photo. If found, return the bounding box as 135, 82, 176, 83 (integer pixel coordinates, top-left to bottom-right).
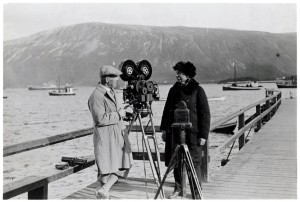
3, 81, 280, 89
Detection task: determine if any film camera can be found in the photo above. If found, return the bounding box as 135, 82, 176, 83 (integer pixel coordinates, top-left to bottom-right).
119, 60, 160, 121
119, 59, 160, 109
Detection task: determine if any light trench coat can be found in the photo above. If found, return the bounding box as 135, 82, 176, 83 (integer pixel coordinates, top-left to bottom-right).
88, 83, 132, 180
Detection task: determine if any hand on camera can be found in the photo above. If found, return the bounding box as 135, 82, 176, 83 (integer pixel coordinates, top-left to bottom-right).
198, 138, 206, 146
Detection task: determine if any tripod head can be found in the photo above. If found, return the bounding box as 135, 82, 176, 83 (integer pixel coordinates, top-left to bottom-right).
171, 101, 192, 145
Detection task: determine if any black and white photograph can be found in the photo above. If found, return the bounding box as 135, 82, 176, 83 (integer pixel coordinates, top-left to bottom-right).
3, 2, 297, 199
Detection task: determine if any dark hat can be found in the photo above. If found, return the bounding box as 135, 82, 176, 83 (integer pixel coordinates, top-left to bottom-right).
173, 61, 196, 78
100, 65, 122, 77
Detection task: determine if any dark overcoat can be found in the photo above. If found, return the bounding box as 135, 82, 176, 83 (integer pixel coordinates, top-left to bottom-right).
160, 79, 211, 166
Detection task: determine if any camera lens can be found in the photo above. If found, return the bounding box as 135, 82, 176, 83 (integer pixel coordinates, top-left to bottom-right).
136, 80, 148, 95
146, 81, 154, 93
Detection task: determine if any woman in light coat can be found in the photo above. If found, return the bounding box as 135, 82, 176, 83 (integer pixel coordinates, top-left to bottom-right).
88, 65, 132, 199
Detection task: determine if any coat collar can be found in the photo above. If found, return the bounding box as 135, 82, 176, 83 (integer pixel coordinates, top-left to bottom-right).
173, 78, 199, 95
96, 83, 117, 105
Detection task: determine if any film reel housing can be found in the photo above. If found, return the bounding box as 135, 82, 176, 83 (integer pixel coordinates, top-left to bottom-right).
119, 59, 160, 110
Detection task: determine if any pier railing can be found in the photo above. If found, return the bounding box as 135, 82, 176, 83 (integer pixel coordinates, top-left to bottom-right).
3, 88, 281, 199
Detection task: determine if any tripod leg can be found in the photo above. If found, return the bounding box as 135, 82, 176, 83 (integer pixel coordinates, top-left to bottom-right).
186, 163, 196, 199
182, 145, 203, 199
148, 112, 163, 177
154, 145, 180, 199
138, 114, 164, 198
179, 149, 187, 197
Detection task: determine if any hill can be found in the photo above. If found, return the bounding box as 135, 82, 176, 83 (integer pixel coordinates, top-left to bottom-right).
3, 22, 296, 88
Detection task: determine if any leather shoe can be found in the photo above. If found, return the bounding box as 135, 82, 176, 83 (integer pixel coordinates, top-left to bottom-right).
167, 190, 182, 199
95, 187, 109, 199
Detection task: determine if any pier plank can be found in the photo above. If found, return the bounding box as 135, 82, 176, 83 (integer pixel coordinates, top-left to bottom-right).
65, 178, 178, 199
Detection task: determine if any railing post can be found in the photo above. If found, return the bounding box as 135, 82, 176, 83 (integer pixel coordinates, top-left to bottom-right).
266, 100, 271, 121
238, 113, 245, 150
255, 104, 261, 132
277, 94, 280, 110
201, 140, 209, 182
278, 92, 282, 106
273, 97, 277, 114
28, 185, 48, 199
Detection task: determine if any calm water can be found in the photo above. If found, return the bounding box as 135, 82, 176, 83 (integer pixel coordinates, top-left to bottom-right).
3, 83, 296, 199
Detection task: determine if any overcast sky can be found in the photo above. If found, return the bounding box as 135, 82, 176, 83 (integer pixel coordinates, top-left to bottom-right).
3, 3, 297, 41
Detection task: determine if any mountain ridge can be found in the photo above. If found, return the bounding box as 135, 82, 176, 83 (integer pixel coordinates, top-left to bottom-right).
4, 22, 296, 88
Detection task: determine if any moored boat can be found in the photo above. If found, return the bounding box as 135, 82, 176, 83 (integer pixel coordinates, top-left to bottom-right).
276, 84, 296, 88
223, 84, 261, 91
222, 60, 262, 91
212, 121, 237, 134
49, 86, 76, 96
212, 114, 257, 134
276, 79, 297, 88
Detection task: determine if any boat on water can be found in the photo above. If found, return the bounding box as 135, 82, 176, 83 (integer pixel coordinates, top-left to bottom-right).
223, 82, 262, 91
222, 60, 262, 91
212, 121, 237, 134
276, 77, 297, 88
49, 86, 76, 96
49, 76, 75, 96
212, 114, 257, 134
28, 83, 58, 90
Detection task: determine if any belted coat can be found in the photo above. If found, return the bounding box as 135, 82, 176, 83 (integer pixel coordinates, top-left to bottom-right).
88, 83, 132, 177
160, 79, 211, 166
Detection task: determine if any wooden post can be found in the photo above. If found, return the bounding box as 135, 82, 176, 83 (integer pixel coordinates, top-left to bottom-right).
278, 92, 282, 106
238, 113, 245, 150
28, 185, 48, 199
266, 100, 271, 121
277, 94, 280, 110
273, 97, 277, 114
201, 140, 209, 182
255, 105, 261, 132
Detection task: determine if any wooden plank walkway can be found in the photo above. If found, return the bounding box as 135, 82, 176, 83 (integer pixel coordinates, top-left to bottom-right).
66, 99, 297, 199
65, 178, 188, 199
203, 98, 297, 199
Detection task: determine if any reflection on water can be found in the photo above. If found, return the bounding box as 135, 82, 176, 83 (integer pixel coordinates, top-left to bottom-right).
3, 83, 296, 199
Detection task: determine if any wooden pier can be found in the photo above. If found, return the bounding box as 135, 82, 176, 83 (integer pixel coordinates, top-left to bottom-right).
202, 98, 297, 199
65, 93, 296, 199
3, 89, 297, 199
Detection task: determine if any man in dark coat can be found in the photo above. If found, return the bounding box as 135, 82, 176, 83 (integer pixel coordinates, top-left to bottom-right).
160, 61, 211, 199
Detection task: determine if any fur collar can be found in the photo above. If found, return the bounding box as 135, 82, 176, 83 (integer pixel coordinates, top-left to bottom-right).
173, 78, 199, 95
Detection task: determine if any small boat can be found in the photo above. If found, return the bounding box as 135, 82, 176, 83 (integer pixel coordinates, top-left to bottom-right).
49, 76, 75, 96
212, 121, 237, 134
28, 83, 58, 90
212, 114, 257, 134
276, 77, 297, 88
276, 84, 297, 88
223, 84, 261, 91
3, 96, 8, 99
222, 60, 262, 91
49, 86, 75, 96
